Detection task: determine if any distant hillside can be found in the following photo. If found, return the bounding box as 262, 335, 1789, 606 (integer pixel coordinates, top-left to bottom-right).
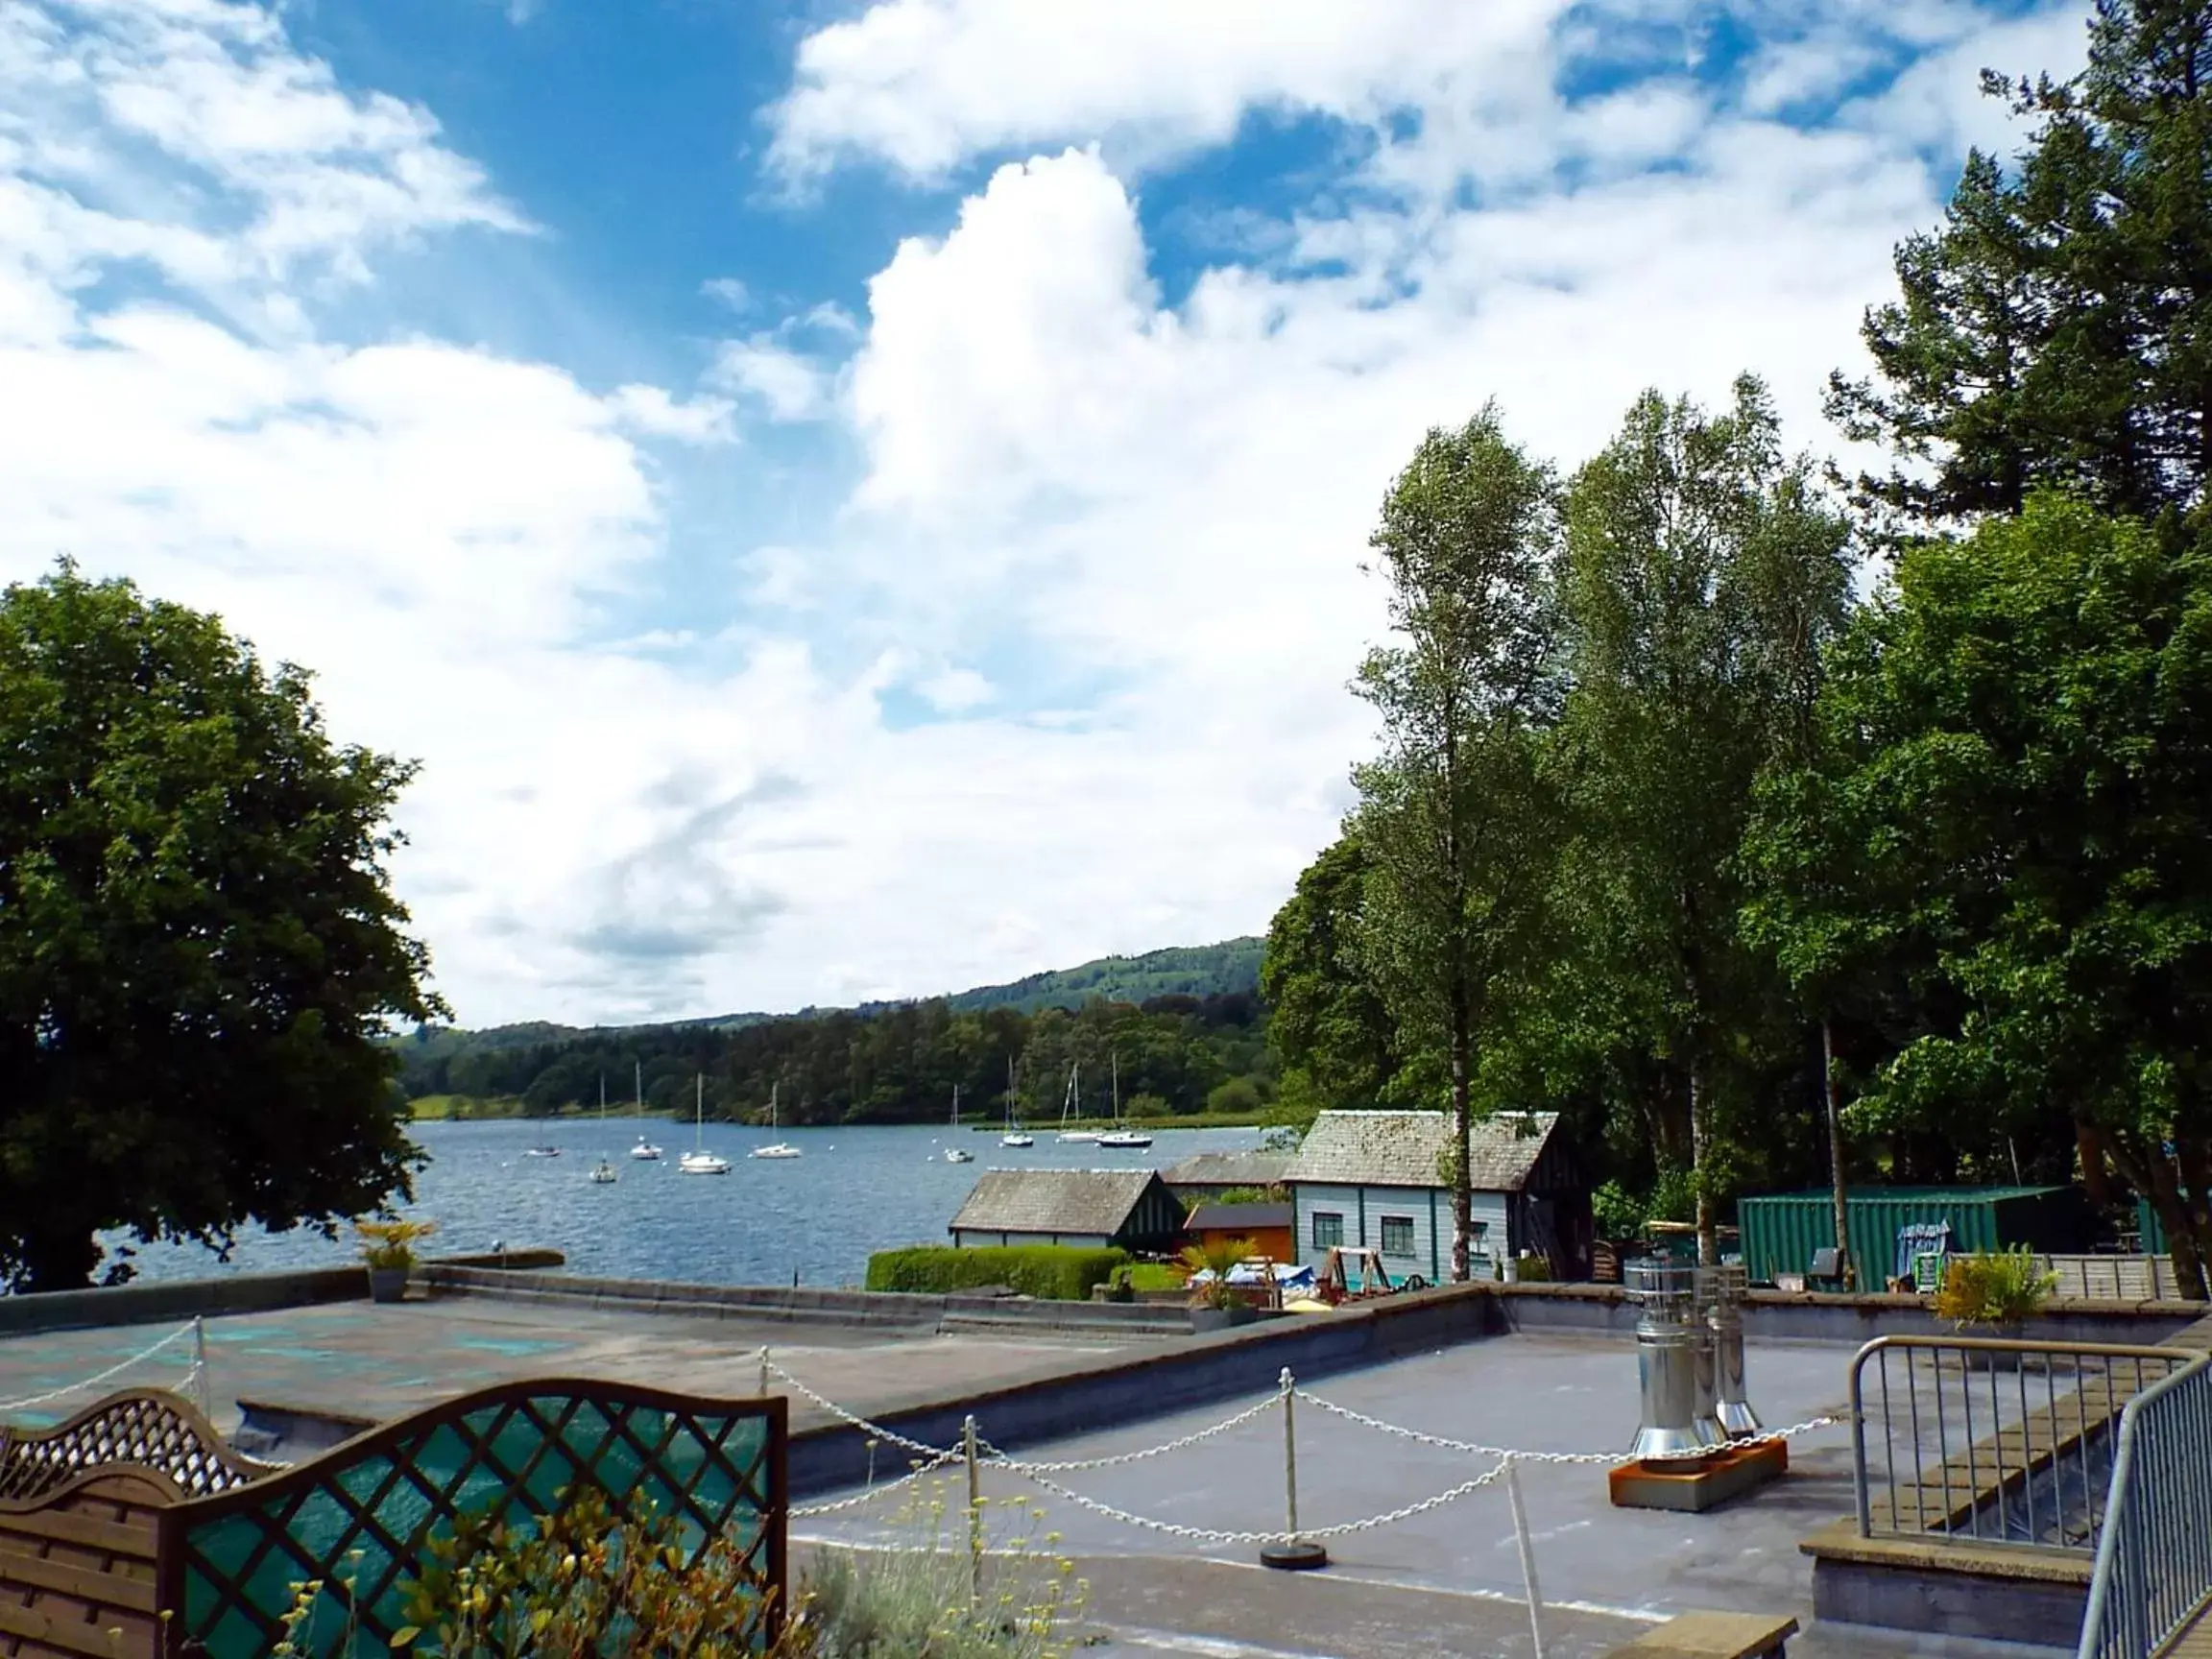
392, 937, 1270, 1120
935, 938, 1263, 1016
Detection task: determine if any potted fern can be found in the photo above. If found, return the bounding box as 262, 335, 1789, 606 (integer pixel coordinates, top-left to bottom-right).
356, 1218, 438, 1304
1181, 1237, 1259, 1333
1934, 1247, 2056, 1369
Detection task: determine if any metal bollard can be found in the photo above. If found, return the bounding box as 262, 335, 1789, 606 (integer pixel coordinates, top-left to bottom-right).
1260, 1368, 1328, 1571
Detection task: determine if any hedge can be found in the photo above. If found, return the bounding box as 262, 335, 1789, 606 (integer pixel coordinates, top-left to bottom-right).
865, 1245, 1130, 1301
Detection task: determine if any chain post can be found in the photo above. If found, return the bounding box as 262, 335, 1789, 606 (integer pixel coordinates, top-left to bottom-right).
1260, 1368, 1327, 1570
964, 1414, 983, 1606
1503, 1454, 1548, 1659
192, 1316, 212, 1419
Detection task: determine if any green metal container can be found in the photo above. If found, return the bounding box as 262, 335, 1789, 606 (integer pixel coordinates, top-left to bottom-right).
2136, 1195, 2200, 1254
1736, 1186, 2097, 1287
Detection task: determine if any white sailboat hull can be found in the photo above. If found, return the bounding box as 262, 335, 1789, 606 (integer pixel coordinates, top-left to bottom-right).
749, 1144, 801, 1160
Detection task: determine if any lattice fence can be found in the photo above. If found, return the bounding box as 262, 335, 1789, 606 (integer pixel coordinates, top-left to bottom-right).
0, 1391, 268, 1507
159, 1378, 787, 1657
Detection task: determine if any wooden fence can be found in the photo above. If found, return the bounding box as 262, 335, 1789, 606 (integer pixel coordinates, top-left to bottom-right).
2, 1382, 786, 1657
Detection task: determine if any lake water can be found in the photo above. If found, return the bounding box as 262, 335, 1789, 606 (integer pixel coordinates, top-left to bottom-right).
97, 1118, 1267, 1289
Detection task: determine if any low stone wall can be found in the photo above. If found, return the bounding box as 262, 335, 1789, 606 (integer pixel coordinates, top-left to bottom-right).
1485, 1280, 2205, 1347
0, 1250, 564, 1338
421, 1265, 1197, 1338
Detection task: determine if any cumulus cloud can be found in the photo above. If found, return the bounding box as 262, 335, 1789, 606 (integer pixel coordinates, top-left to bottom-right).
3, 0, 2099, 1027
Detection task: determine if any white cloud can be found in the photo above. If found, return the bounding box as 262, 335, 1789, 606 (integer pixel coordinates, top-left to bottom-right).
767, 0, 1567, 185
710, 335, 838, 421
3, 0, 2107, 1029
701, 275, 750, 311
915, 666, 995, 712
606, 383, 738, 445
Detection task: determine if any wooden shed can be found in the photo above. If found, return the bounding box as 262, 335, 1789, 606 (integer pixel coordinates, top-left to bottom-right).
1185, 1201, 1294, 1263
949, 1168, 1186, 1252
1286, 1109, 1593, 1282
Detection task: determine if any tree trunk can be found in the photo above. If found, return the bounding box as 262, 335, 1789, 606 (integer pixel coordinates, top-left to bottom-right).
1690, 1056, 1717, 1266
2139, 1150, 2209, 1303
1821, 1019, 1853, 1289
1449, 984, 1474, 1284
2174, 1134, 2212, 1301
2077, 1121, 2113, 1209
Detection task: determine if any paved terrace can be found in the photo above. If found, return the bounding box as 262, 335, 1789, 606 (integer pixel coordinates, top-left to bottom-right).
786, 1332, 2071, 1659
0, 1298, 1146, 1434
0, 1291, 2111, 1657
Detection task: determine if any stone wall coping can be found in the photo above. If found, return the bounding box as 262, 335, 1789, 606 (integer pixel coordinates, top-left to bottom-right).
1796, 1516, 2093, 1585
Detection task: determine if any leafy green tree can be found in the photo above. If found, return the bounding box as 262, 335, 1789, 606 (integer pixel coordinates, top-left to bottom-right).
1829, 0, 2212, 525
1748, 494, 2212, 1296
1558, 377, 1855, 1262
0, 564, 445, 1291
1349, 407, 1565, 1281
1261, 831, 1402, 1124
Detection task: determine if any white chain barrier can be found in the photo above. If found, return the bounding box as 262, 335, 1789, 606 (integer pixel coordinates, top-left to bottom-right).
764, 1344, 1842, 1547
0, 1318, 206, 1416
1291, 1386, 1839, 1465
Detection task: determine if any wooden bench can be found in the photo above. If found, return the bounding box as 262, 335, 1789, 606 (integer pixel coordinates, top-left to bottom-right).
1605, 1610, 1798, 1657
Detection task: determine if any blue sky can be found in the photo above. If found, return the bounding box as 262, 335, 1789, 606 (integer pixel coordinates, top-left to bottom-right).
0, 0, 2089, 1026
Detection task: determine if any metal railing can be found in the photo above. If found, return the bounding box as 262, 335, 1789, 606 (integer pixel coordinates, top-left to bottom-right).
2077, 1352, 2212, 1659
1848, 1336, 2195, 1552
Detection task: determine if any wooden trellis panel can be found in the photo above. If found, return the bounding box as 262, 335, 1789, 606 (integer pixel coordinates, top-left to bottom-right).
159, 1378, 787, 1658
1, 1393, 267, 1508
0, 1468, 173, 1659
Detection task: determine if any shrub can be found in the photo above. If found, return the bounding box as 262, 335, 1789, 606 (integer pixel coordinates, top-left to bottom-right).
1209, 1185, 1286, 1206
1176, 1237, 1257, 1310
356, 1217, 438, 1271
393, 1484, 771, 1656
865, 1246, 1129, 1302
1205, 1077, 1264, 1118
1935, 1247, 2058, 1328
774, 1472, 1085, 1658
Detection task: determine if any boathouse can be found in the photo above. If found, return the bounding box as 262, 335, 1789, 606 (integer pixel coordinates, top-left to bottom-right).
1159, 1149, 1290, 1204
948, 1168, 1186, 1252
1285, 1109, 1593, 1282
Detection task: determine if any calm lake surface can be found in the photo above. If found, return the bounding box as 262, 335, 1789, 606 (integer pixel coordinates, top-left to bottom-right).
100, 1118, 1267, 1289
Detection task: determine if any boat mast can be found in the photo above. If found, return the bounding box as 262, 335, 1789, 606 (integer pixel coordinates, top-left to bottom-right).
1006, 1056, 1017, 1127
950, 1081, 960, 1130
695, 1074, 704, 1150
1112, 1051, 1119, 1125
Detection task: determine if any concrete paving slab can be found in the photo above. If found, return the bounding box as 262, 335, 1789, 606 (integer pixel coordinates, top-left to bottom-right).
786, 1333, 2073, 1657
0, 1296, 1137, 1434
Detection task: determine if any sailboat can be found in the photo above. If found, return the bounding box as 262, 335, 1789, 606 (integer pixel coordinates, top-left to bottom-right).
1095, 1051, 1152, 1149
749, 1081, 801, 1160
944, 1083, 974, 1162
1000, 1057, 1033, 1148
1056, 1062, 1096, 1142
589, 1076, 619, 1184
629, 1062, 663, 1161
523, 1099, 562, 1158
679, 1075, 732, 1175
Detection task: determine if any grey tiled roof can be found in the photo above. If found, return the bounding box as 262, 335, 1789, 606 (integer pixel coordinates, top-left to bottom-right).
950, 1168, 1165, 1236
1286, 1110, 1558, 1192
1159, 1151, 1290, 1190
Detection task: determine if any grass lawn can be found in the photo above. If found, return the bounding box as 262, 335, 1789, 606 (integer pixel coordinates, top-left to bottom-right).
405, 1094, 530, 1121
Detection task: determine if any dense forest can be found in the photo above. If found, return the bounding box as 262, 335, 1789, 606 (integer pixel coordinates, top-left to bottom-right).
395, 942, 1270, 1124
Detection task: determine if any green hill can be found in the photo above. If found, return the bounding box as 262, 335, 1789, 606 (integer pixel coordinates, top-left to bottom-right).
938, 938, 1262, 1015
391, 937, 1272, 1124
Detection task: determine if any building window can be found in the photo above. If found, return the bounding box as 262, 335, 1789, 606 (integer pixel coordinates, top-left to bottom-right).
1381, 1215, 1415, 1258
1312, 1211, 1344, 1250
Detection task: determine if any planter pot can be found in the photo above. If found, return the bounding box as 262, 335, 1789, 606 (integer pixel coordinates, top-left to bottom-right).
1962, 1321, 2026, 1371
367, 1265, 410, 1304
1190, 1305, 1260, 1334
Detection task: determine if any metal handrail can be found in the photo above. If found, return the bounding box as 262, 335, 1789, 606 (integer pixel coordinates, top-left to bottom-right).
2076, 1351, 2212, 1659
1847, 1335, 2193, 1551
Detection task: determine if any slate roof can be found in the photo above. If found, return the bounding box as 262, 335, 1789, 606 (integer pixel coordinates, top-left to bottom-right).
1159, 1150, 1291, 1190
950, 1168, 1168, 1237
1187, 1202, 1293, 1233
1286, 1110, 1560, 1192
